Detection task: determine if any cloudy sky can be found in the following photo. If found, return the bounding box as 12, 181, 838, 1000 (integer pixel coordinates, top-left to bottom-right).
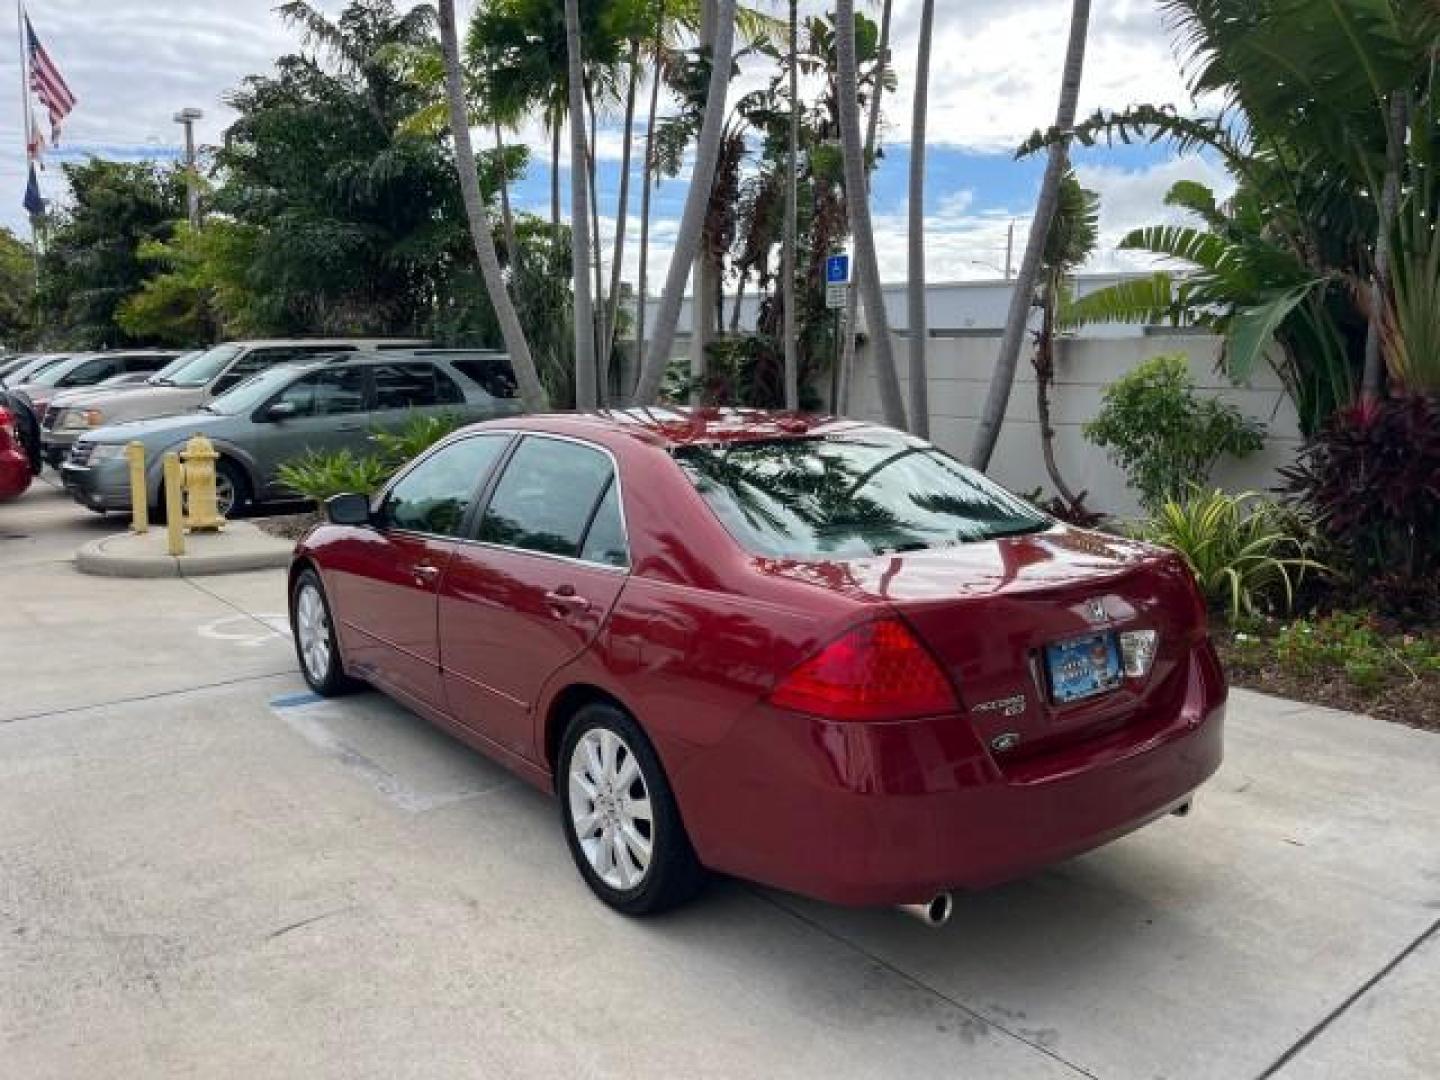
0, 0, 1233, 287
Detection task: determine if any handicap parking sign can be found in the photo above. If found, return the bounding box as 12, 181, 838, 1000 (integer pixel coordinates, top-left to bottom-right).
826, 254, 851, 284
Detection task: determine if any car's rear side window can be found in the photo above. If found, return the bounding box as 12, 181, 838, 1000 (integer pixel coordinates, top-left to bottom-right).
373, 363, 464, 410
674, 437, 1050, 559
452, 356, 518, 400
477, 437, 616, 560
381, 435, 508, 537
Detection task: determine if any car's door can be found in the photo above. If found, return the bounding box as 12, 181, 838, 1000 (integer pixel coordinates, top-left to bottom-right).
251, 366, 371, 492
439, 435, 630, 760
331, 434, 512, 711
367, 361, 467, 433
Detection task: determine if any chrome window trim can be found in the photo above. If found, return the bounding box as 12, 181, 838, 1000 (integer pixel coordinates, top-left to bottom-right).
373, 429, 633, 573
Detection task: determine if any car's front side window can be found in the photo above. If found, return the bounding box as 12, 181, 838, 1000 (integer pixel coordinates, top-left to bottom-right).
380, 435, 508, 537
271, 369, 367, 418
477, 437, 619, 561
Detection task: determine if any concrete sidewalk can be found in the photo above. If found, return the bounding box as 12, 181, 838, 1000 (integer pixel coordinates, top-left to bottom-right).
2, 486, 1436, 1080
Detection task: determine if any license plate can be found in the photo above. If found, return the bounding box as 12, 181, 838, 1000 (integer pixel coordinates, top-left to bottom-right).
1045, 632, 1122, 704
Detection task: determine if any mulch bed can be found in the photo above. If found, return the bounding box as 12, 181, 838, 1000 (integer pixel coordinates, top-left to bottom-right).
254, 511, 321, 544
1216, 635, 1440, 734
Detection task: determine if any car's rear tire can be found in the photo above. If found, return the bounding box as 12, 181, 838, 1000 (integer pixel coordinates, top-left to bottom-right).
558, 703, 705, 915
290, 568, 362, 697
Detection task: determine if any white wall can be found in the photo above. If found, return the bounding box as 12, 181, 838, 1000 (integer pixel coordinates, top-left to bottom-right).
848, 333, 1302, 518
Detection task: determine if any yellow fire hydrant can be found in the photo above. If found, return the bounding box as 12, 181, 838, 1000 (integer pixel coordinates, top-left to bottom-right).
180, 433, 226, 533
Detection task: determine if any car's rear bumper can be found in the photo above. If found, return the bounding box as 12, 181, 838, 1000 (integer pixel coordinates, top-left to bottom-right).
677, 639, 1226, 907
0, 450, 31, 500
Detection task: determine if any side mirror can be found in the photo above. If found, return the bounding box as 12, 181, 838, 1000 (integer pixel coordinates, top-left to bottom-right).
325, 492, 372, 527
265, 400, 299, 422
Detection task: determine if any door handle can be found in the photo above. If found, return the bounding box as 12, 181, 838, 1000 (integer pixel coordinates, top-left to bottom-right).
544, 586, 591, 618
336, 422, 363, 432
413, 563, 441, 587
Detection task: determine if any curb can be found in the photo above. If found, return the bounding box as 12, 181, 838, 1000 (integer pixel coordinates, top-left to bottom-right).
74, 523, 293, 579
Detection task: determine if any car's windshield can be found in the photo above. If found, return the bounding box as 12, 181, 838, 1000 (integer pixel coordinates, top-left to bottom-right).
674, 436, 1051, 559
157, 344, 242, 387
2, 354, 66, 386
206, 364, 314, 414
147, 350, 202, 384
29, 356, 95, 387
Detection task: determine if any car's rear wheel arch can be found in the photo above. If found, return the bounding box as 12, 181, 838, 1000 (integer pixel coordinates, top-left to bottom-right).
546, 683, 635, 781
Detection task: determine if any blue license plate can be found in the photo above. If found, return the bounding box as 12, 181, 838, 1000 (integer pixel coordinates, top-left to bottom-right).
1045, 632, 1122, 704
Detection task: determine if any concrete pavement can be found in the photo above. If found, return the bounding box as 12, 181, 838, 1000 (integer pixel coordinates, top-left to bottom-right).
2, 480, 1436, 1079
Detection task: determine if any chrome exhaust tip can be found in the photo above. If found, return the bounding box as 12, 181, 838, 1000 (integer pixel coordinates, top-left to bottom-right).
897, 892, 953, 928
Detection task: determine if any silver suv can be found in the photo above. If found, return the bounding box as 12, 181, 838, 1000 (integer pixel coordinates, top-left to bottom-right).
61, 350, 520, 517
41, 338, 428, 465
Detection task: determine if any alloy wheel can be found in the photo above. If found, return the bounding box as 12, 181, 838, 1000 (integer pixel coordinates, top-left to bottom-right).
567, 728, 654, 891
295, 583, 331, 684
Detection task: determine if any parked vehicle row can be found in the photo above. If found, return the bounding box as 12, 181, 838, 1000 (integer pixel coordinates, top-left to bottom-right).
60, 345, 520, 517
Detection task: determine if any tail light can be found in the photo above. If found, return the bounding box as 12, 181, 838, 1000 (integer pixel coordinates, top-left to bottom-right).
770, 618, 957, 721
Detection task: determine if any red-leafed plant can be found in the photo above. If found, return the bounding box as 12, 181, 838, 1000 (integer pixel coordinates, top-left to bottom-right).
1281, 395, 1440, 617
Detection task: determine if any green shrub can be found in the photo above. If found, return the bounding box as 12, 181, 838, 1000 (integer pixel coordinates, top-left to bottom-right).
371, 412, 466, 470
1273, 612, 1440, 689
1139, 487, 1323, 621
276, 448, 393, 504
1085, 354, 1265, 511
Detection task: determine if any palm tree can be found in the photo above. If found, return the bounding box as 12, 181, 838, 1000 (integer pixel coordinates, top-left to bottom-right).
970, 0, 1090, 471
834, 0, 904, 429
634, 0, 668, 390
632, 0, 738, 405
563, 0, 598, 409
1034, 169, 1098, 512
781, 0, 799, 411
906, 0, 934, 438
438, 0, 549, 413
836, 0, 893, 418
601, 35, 643, 397
689, 4, 719, 405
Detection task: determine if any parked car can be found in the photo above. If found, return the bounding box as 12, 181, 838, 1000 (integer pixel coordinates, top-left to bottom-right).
40, 338, 430, 468
0, 405, 33, 500
7, 350, 181, 430
62, 350, 520, 517
287, 410, 1226, 919
40, 350, 202, 465
0, 353, 69, 388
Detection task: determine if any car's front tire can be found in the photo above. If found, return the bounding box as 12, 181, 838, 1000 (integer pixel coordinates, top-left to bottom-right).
559, 703, 705, 915
290, 568, 361, 697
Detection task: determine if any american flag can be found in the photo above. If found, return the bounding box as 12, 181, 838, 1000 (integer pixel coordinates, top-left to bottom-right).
26, 15, 77, 144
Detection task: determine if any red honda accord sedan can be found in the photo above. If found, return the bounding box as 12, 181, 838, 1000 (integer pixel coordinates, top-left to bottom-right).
289, 409, 1224, 921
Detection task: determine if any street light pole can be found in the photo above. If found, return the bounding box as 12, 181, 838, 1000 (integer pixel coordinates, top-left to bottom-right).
173, 107, 203, 229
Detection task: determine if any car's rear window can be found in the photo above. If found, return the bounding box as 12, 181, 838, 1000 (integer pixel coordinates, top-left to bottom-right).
673, 436, 1050, 559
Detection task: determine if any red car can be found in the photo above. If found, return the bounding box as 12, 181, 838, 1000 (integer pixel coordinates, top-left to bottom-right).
290, 410, 1224, 921
0, 407, 33, 501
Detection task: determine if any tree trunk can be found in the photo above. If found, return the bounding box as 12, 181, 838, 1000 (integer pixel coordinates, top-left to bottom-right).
564, 0, 598, 409
438, 0, 547, 413
632, 0, 737, 405
585, 77, 606, 388
838, 0, 893, 420
835, 0, 904, 429
689, 3, 719, 405
635, 1, 666, 396
907, 0, 933, 438
550, 120, 561, 235
1034, 279, 1080, 508
1363, 90, 1408, 401
782, 0, 800, 411
603, 40, 641, 400
493, 120, 519, 266
970, 0, 1090, 470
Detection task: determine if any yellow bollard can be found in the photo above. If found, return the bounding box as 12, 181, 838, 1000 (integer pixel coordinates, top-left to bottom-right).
180, 433, 226, 532
126, 441, 149, 534
162, 452, 186, 557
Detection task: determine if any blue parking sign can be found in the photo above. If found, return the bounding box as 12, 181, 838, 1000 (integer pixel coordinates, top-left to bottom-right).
826, 254, 851, 284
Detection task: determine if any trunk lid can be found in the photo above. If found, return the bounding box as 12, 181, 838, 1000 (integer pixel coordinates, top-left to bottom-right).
769, 527, 1206, 766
